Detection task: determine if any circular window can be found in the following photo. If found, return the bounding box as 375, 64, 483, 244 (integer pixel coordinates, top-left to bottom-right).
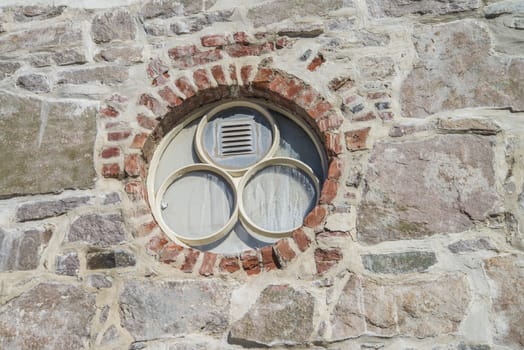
147, 100, 327, 255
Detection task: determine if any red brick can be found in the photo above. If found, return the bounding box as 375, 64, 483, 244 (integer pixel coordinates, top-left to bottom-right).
320, 179, 338, 204
211, 65, 226, 85
295, 86, 318, 109
175, 77, 196, 99
228, 64, 237, 83
317, 113, 344, 132
138, 93, 165, 116
131, 132, 148, 149
292, 229, 311, 252
353, 111, 376, 122
329, 76, 353, 91
137, 113, 158, 130
199, 252, 218, 276
317, 231, 350, 239
152, 72, 169, 87
267, 74, 286, 94
219, 257, 240, 273
379, 111, 394, 121
304, 205, 327, 228
282, 78, 302, 100
193, 69, 212, 90
325, 132, 343, 156
124, 154, 140, 177
105, 121, 128, 130
146, 235, 169, 254
315, 248, 342, 274
125, 181, 145, 201
101, 146, 120, 159
137, 220, 157, 237
307, 54, 325, 71
233, 31, 249, 44
225, 43, 273, 57
307, 99, 331, 120
253, 67, 274, 84
107, 130, 131, 141
276, 36, 292, 49
260, 246, 278, 271
274, 239, 296, 263
100, 105, 119, 118
344, 127, 371, 151
102, 163, 121, 179
201, 33, 230, 47
192, 49, 222, 67
147, 57, 169, 78
158, 86, 183, 107
240, 65, 253, 85
241, 250, 260, 275
181, 249, 200, 273
327, 158, 343, 180
168, 45, 199, 59
159, 242, 184, 264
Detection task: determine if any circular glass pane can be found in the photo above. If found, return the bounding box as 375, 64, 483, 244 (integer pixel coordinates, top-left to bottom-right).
198, 103, 277, 171
241, 162, 318, 233
159, 169, 235, 242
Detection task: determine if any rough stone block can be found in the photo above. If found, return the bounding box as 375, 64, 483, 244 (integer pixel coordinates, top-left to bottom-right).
16, 196, 91, 222
13, 5, 65, 21
88, 274, 113, 288
0, 61, 21, 79
120, 279, 231, 341
437, 117, 501, 135
68, 213, 126, 246
357, 135, 499, 244
16, 73, 50, 93
95, 46, 143, 65
362, 251, 437, 274
229, 285, 315, 346
0, 227, 52, 271
91, 9, 136, 43
141, 0, 217, 19
0, 23, 82, 53
448, 238, 497, 253
330, 274, 470, 340
484, 0, 524, 18
484, 254, 524, 348
0, 283, 96, 349
56, 66, 129, 85
87, 249, 136, 269
55, 251, 80, 276
0, 92, 96, 197
367, 0, 480, 17
401, 21, 524, 118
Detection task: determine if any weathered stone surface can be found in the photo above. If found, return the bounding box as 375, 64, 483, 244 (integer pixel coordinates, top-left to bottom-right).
88, 274, 113, 289
401, 21, 524, 118
103, 192, 121, 205
362, 251, 437, 274
486, 14, 524, 55
95, 46, 143, 65
357, 135, 498, 244
0, 92, 96, 197
437, 117, 500, 135
120, 279, 231, 340
91, 9, 136, 43
101, 325, 121, 345
68, 213, 126, 246
484, 0, 524, 18
29, 49, 87, 67
16, 196, 91, 222
484, 254, 524, 347
357, 56, 395, 80
130, 339, 215, 350
367, 0, 480, 17
0, 227, 52, 271
331, 274, 470, 340
0, 283, 96, 349
13, 5, 65, 21
55, 251, 80, 276
448, 238, 497, 253
229, 285, 315, 346
56, 66, 128, 85
388, 122, 432, 137
0, 23, 82, 53
520, 184, 524, 210
16, 73, 50, 93
87, 249, 136, 269
0, 61, 21, 79
141, 0, 217, 19
248, 0, 345, 27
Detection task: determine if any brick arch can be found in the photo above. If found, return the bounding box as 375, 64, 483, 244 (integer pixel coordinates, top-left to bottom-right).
99, 59, 346, 276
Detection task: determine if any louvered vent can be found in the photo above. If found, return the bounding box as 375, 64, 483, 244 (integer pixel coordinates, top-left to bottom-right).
218, 119, 256, 156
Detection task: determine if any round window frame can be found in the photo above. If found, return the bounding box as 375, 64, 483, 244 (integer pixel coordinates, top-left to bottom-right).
146, 98, 329, 250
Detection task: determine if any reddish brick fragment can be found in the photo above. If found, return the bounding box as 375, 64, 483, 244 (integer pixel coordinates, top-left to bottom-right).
240, 65, 253, 85
125, 181, 145, 201
228, 64, 237, 83
192, 49, 222, 67
219, 257, 240, 273
307, 99, 331, 120
225, 43, 273, 57
267, 74, 286, 94
147, 235, 169, 254
344, 127, 371, 151
241, 250, 260, 275
201, 34, 230, 47
100, 105, 119, 118
138, 93, 165, 116
327, 158, 343, 180
147, 57, 169, 78
193, 69, 212, 90
124, 154, 140, 177
307, 54, 325, 71
152, 72, 170, 87
261, 246, 279, 271
137, 220, 157, 237
320, 179, 338, 204
102, 163, 121, 179
315, 248, 342, 274
199, 252, 218, 276
233, 31, 249, 44
159, 243, 184, 264
292, 229, 311, 252
367, 91, 389, 99
276, 37, 292, 49
158, 86, 183, 107
325, 132, 343, 156
211, 65, 226, 85
101, 147, 120, 159
304, 206, 327, 228
274, 239, 296, 263
168, 45, 199, 59
137, 113, 158, 130
329, 76, 353, 91
105, 121, 128, 130
131, 132, 148, 149
317, 114, 344, 132
253, 67, 274, 84
379, 111, 394, 121
107, 130, 131, 141
175, 77, 196, 99
295, 86, 318, 109
353, 111, 376, 122
181, 249, 200, 273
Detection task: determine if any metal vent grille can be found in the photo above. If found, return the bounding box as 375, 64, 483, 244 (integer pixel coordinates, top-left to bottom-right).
218, 119, 255, 156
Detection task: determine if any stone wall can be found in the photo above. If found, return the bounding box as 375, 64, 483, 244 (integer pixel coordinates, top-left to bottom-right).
0, 0, 523, 349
